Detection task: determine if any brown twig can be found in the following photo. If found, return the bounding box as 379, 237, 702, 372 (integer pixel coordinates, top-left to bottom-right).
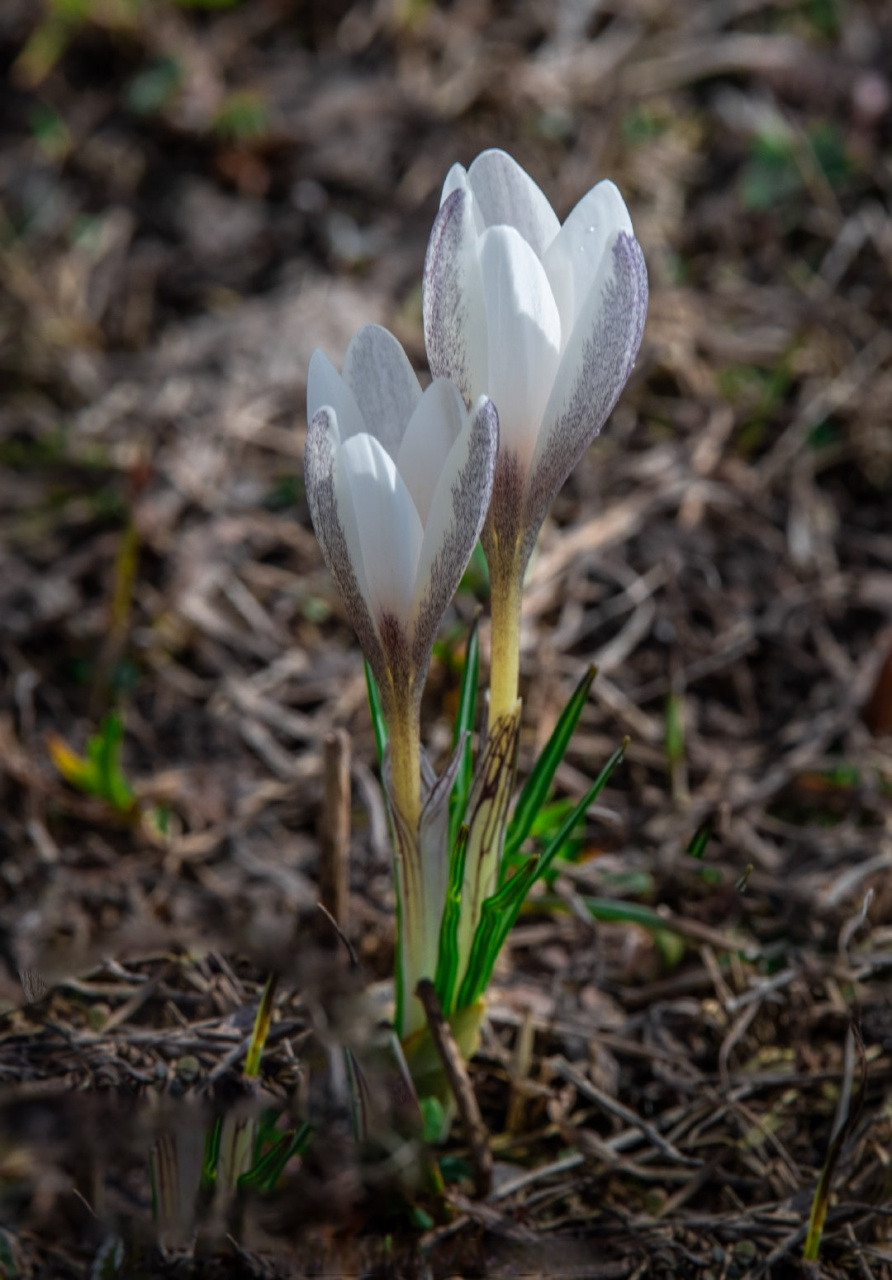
415, 979, 492, 1198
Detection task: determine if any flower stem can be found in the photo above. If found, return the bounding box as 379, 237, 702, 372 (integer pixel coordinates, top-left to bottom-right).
488, 560, 523, 727
384, 685, 423, 1039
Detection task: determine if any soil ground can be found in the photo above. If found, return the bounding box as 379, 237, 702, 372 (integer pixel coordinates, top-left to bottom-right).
1, 1, 892, 1276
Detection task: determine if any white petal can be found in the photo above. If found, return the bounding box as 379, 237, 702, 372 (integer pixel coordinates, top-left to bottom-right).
543, 180, 633, 342
335, 433, 424, 626
305, 408, 387, 686
466, 149, 560, 257
479, 225, 562, 468
341, 324, 422, 461
410, 395, 498, 671
423, 187, 489, 407
307, 349, 366, 442
396, 378, 465, 525
524, 231, 648, 560
441, 162, 486, 232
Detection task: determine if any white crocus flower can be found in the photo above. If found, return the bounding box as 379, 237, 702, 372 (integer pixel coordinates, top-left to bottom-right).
305, 323, 498, 1036
306, 322, 498, 809
423, 149, 648, 720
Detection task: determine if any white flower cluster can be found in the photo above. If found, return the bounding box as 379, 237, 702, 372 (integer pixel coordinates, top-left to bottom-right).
304, 149, 648, 1040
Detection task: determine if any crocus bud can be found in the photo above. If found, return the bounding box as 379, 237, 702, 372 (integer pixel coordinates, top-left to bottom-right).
423, 149, 647, 721
423, 148, 648, 576
305, 323, 498, 723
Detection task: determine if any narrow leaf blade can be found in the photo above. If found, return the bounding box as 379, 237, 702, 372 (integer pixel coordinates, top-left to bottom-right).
364, 658, 388, 768
530, 738, 627, 885
504, 665, 597, 863
460, 739, 627, 1009
434, 825, 469, 1014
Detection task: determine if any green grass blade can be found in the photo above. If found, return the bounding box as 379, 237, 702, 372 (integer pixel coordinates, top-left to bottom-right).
503, 664, 597, 866
583, 896, 678, 930
803, 1024, 866, 1261
364, 658, 387, 768
244, 973, 277, 1078
448, 617, 480, 852
200, 1117, 222, 1190
434, 825, 469, 1014
686, 824, 712, 861
456, 860, 537, 1009
238, 1121, 312, 1193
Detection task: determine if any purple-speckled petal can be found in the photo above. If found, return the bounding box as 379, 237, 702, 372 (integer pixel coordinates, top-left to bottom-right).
543, 180, 632, 342
522, 231, 648, 567
410, 394, 498, 680
304, 407, 388, 693
423, 188, 488, 407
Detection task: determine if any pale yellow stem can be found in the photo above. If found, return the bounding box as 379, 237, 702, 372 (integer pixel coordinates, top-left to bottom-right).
488, 557, 523, 728
385, 683, 423, 1040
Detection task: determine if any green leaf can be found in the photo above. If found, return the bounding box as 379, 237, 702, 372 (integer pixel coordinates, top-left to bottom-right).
364, 658, 387, 768
522, 738, 627, 889
438, 1154, 474, 1183
418, 1095, 445, 1144
244, 973, 277, 1078
237, 1121, 312, 1194
583, 896, 675, 930
49, 711, 135, 812
89, 712, 135, 811
503, 665, 597, 866
685, 824, 712, 861
200, 1117, 222, 1189
434, 825, 469, 1014
664, 692, 685, 767
213, 90, 269, 143
459, 740, 627, 1008
684, 824, 722, 884
455, 703, 521, 979
448, 616, 479, 854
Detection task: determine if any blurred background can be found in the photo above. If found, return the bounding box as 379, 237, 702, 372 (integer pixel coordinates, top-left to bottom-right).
1, 0, 892, 1268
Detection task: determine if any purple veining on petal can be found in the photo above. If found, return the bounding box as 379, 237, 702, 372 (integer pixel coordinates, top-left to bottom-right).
422, 189, 476, 406
305, 408, 390, 700
410, 398, 498, 684
378, 609, 413, 698
520, 231, 648, 569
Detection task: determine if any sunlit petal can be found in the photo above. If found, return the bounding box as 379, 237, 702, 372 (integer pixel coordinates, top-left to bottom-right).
479, 225, 561, 467
410, 395, 498, 671
543, 180, 633, 342
336, 433, 424, 626
307, 349, 366, 442
525, 231, 648, 557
